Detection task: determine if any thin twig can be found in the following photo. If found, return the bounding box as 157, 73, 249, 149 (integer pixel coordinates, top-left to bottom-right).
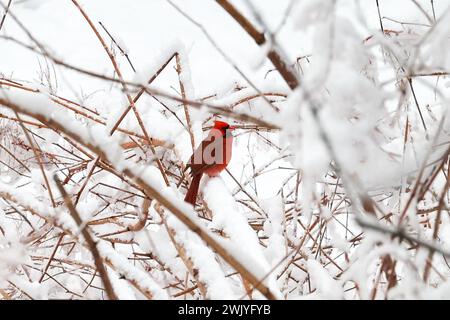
98, 21, 136, 72
0, 0, 12, 32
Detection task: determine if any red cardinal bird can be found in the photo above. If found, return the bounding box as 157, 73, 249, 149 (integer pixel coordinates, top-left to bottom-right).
184, 120, 235, 206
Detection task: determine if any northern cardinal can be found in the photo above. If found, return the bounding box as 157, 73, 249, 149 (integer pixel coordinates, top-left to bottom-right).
184, 120, 235, 205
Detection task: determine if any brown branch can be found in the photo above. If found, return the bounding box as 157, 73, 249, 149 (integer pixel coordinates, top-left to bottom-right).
167, 0, 279, 111
13, 111, 56, 207
38, 233, 65, 283
408, 78, 428, 132
1, 36, 278, 128
0, 189, 156, 299
215, 0, 299, 89
108, 53, 176, 135
156, 205, 208, 298
0, 79, 169, 147
356, 215, 450, 258
54, 176, 118, 300
71, 0, 170, 186
126, 197, 151, 232
423, 158, 450, 281
176, 53, 196, 152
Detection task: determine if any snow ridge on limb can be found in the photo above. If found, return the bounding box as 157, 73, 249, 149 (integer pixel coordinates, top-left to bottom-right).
203, 177, 283, 299
166, 214, 236, 299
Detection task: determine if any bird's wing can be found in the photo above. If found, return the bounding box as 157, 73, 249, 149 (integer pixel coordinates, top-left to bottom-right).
186, 134, 218, 176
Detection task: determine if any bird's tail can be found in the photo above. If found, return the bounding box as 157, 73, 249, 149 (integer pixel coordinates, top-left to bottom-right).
184, 174, 202, 206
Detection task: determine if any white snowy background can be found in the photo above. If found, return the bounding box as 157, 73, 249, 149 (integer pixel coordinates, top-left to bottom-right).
1, 0, 450, 299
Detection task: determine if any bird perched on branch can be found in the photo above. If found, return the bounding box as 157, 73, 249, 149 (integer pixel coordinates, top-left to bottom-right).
184, 120, 235, 206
